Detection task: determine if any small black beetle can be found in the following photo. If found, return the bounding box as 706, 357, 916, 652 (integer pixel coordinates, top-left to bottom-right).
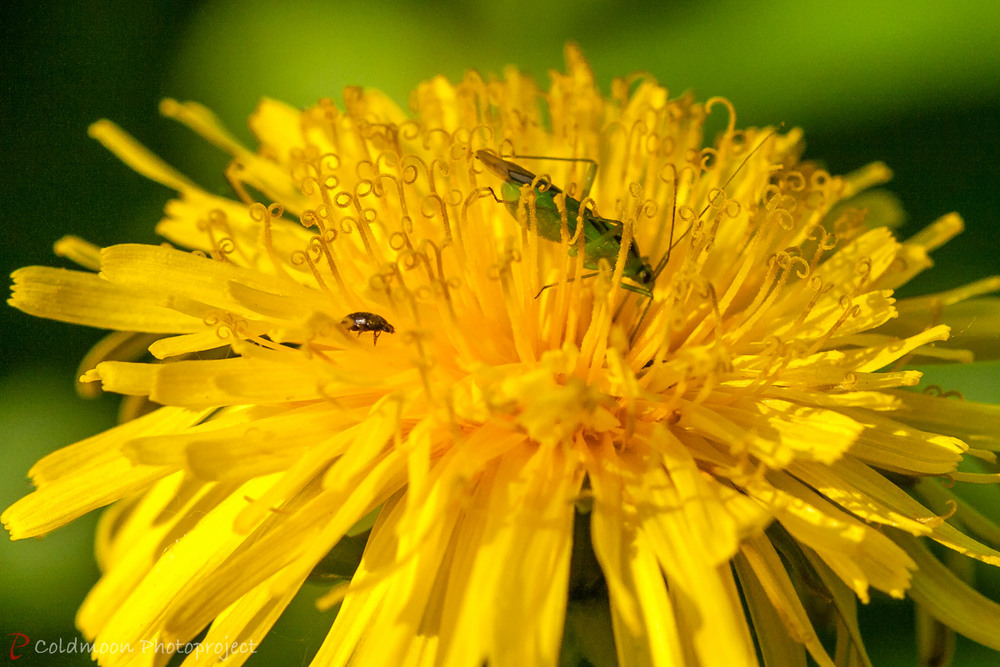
341, 311, 395, 345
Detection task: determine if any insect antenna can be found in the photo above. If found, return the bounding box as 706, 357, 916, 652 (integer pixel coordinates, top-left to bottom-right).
655, 125, 784, 280
629, 125, 784, 346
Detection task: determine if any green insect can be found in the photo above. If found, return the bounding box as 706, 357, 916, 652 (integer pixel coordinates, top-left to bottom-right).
476, 150, 655, 297
477, 130, 780, 341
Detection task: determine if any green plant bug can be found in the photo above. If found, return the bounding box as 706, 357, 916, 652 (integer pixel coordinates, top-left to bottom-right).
477, 128, 781, 344
476, 150, 655, 298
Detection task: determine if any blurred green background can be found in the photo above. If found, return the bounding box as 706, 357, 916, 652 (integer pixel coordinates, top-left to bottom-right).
2, 0, 999, 665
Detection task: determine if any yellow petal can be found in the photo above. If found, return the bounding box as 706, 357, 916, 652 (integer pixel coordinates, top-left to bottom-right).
839, 407, 966, 475
735, 549, 808, 667
915, 479, 1000, 549
178, 571, 300, 667
2, 407, 208, 539
53, 235, 102, 270
800, 549, 874, 667
9, 266, 202, 332
248, 97, 311, 159
90, 354, 337, 407
75, 331, 163, 397
905, 212, 964, 253
89, 119, 197, 191
790, 458, 937, 534
850, 324, 952, 372
691, 399, 862, 468
735, 534, 836, 667
147, 331, 230, 358
757, 472, 914, 601
590, 440, 757, 667
124, 403, 356, 479
589, 448, 685, 667
80, 471, 230, 634
893, 531, 1000, 651
887, 389, 1000, 450
439, 445, 580, 667
83, 475, 278, 651
100, 244, 323, 316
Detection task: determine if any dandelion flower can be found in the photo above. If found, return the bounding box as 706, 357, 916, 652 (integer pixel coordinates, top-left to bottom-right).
6, 45, 1000, 667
